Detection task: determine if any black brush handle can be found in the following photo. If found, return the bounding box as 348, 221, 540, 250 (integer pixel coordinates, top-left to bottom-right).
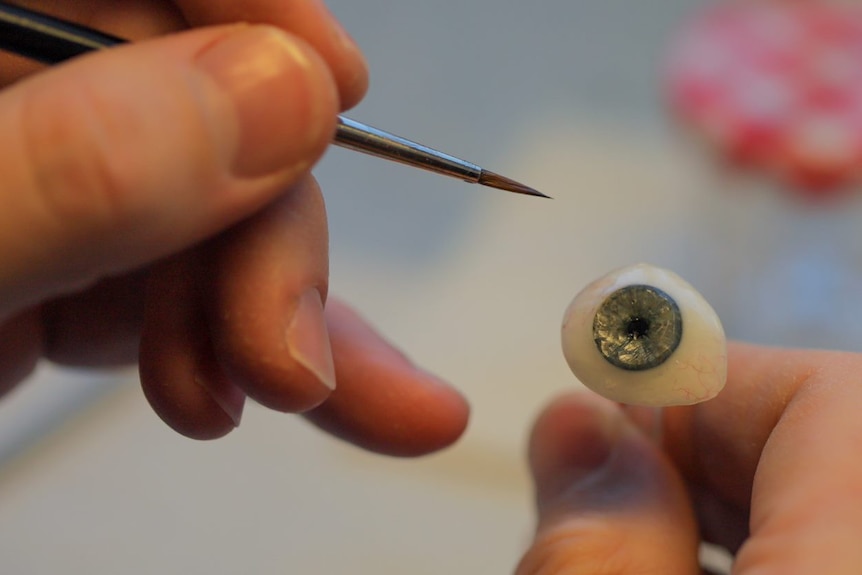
0, 1, 121, 64
0, 2, 545, 197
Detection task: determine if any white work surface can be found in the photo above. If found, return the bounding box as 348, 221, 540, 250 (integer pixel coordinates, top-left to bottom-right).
0, 0, 807, 572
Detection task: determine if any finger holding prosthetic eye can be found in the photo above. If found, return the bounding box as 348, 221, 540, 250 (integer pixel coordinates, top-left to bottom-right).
561, 263, 727, 407
517, 267, 728, 575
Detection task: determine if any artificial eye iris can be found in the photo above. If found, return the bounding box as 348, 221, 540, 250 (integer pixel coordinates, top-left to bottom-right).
593, 285, 682, 371
561, 263, 727, 407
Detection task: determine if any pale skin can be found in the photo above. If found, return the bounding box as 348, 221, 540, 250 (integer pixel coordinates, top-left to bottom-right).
0, 3, 856, 573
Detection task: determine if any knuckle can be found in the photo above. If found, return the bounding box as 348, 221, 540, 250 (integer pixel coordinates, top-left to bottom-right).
19, 83, 144, 236
16, 70, 218, 244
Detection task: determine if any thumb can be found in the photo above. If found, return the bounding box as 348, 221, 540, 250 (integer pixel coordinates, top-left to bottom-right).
0, 24, 337, 317
517, 393, 700, 575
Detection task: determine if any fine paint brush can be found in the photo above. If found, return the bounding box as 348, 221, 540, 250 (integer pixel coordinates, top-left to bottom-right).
0, 2, 548, 198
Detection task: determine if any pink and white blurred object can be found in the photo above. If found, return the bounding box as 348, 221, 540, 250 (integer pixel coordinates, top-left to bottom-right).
667, 0, 862, 198
665, 0, 862, 352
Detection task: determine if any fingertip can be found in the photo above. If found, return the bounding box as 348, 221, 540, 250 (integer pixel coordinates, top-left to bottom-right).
428, 392, 471, 454
303, 299, 470, 457
529, 392, 620, 459
309, 16, 368, 111
317, 3, 370, 110
528, 392, 623, 506
209, 283, 334, 414
203, 180, 333, 414
178, 0, 369, 110
194, 25, 339, 179
386, 370, 470, 456
527, 390, 696, 523
139, 254, 244, 441
331, 38, 369, 110
519, 392, 700, 574
140, 348, 242, 441
307, 371, 470, 457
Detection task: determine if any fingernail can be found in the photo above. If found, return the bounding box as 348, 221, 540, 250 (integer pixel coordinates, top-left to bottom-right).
620, 404, 664, 444
531, 395, 627, 508
328, 18, 369, 98
194, 370, 244, 428
286, 289, 336, 391
565, 400, 622, 484
196, 26, 337, 178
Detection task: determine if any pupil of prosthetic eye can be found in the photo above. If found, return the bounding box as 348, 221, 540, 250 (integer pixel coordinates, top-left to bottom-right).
625, 317, 650, 339
592, 285, 682, 371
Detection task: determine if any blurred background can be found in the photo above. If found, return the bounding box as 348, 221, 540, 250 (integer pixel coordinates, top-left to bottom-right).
2, 0, 862, 572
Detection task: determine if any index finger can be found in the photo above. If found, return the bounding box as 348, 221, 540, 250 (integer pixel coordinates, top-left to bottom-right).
661, 342, 862, 573
661, 343, 827, 508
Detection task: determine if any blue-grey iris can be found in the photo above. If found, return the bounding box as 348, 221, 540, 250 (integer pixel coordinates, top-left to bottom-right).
592, 284, 682, 371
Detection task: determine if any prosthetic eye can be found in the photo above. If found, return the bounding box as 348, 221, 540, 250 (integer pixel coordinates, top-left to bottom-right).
561, 263, 727, 406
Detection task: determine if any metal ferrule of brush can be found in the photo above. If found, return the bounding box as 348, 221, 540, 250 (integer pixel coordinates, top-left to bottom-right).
335, 117, 483, 183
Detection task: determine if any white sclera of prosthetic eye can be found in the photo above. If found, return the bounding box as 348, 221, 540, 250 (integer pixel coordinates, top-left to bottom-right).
561, 263, 727, 407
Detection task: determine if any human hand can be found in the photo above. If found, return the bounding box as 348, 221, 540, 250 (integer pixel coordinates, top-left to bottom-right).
0, 1, 469, 453
517, 342, 861, 574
